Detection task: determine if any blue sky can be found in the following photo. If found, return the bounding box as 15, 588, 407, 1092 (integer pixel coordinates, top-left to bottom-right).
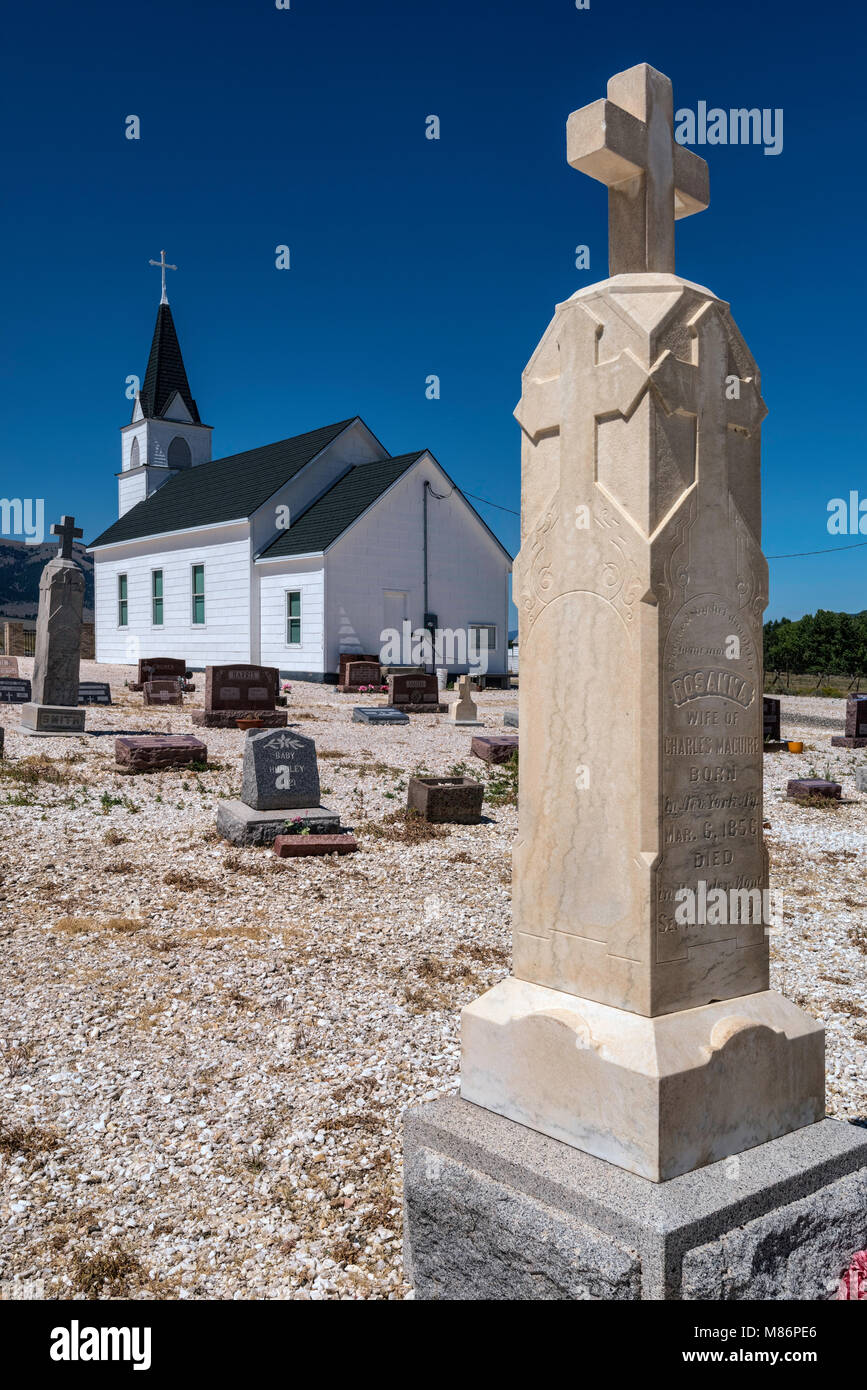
0, 0, 863, 620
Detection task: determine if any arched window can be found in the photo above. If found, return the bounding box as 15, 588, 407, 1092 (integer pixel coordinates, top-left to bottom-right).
129, 437, 140, 471
168, 436, 192, 469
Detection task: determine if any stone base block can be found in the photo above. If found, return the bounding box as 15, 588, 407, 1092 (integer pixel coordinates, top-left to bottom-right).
461, 979, 824, 1181
216, 799, 339, 846
403, 1096, 867, 1300
115, 734, 207, 772
193, 709, 288, 728
762, 740, 787, 752
471, 734, 518, 763
19, 703, 86, 736
272, 833, 358, 857
831, 735, 867, 748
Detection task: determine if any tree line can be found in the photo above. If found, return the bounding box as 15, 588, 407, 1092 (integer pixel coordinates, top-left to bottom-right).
764, 610, 867, 688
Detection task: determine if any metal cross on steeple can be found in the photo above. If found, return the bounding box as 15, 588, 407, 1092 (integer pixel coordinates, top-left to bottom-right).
51, 514, 83, 561
566, 64, 709, 276
148, 249, 178, 304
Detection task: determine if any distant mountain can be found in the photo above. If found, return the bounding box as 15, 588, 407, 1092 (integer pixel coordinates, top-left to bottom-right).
0, 538, 94, 621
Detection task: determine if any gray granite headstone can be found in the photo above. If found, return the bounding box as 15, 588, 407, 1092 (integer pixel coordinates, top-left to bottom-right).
78, 682, 112, 706
0, 678, 31, 703
240, 728, 321, 811
353, 706, 409, 725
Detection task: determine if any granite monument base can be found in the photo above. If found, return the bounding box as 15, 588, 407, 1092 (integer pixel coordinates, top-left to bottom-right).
216, 799, 340, 846
19, 703, 86, 736
403, 1095, 867, 1300
460, 979, 824, 1181
831, 735, 867, 749
193, 710, 288, 729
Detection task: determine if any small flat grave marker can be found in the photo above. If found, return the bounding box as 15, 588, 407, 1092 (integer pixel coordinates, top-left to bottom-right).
0, 656, 19, 677
353, 706, 409, 725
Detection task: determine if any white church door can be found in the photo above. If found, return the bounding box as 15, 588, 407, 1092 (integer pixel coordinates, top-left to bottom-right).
382, 590, 408, 649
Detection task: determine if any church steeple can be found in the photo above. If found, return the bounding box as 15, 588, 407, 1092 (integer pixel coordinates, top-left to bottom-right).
140, 302, 202, 423
117, 254, 213, 519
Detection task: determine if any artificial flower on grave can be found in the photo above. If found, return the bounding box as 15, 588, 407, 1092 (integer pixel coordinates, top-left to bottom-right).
835, 1250, 867, 1299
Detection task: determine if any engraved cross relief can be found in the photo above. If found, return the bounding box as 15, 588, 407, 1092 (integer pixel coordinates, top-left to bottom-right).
566, 63, 709, 275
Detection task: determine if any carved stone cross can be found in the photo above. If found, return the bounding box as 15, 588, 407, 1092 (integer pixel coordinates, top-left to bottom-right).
51, 514, 83, 561
567, 63, 709, 276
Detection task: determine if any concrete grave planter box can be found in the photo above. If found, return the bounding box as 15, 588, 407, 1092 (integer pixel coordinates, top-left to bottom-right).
407, 775, 484, 824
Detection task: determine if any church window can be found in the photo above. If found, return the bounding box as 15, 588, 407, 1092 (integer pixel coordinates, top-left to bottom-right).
152, 570, 163, 626
191, 564, 205, 625
168, 436, 192, 469
286, 590, 302, 645
118, 574, 128, 627
129, 437, 140, 471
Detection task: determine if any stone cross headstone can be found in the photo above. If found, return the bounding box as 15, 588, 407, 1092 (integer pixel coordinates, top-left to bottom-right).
448, 675, 481, 726
20, 514, 86, 735
404, 60, 866, 1307
240, 729, 321, 811
458, 63, 823, 1183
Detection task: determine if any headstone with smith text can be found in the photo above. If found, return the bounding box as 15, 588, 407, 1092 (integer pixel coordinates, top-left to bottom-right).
20, 515, 87, 736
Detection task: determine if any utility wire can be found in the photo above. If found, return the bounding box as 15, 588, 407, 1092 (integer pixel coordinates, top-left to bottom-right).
459, 490, 867, 560
461, 490, 520, 516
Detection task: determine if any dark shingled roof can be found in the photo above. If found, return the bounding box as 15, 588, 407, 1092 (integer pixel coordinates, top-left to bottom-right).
140, 303, 201, 422
89, 419, 356, 548
259, 452, 425, 558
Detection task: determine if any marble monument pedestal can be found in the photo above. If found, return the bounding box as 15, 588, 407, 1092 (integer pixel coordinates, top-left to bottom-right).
461, 980, 825, 1182
404, 1096, 867, 1300
19, 703, 86, 737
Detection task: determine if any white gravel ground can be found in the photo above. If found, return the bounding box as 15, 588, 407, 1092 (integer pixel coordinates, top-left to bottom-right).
0, 667, 863, 1300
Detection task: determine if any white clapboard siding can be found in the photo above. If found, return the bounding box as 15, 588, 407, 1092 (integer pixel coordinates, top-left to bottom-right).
93, 522, 252, 666
258, 562, 325, 674
323, 454, 510, 675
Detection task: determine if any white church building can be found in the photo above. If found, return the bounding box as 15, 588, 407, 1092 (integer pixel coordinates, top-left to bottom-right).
89, 281, 512, 681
